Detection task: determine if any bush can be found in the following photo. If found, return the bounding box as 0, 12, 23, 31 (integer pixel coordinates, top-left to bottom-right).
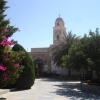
12, 44, 35, 89
0, 46, 24, 88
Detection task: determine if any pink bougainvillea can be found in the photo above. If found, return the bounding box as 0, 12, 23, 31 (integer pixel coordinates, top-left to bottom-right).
0, 65, 6, 71
0, 36, 16, 46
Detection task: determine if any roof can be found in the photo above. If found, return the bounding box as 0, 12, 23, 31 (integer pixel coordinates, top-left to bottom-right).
55, 17, 64, 23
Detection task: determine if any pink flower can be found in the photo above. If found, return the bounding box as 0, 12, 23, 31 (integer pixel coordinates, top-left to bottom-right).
0, 65, 6, 71
0, 36, 16, 46
9, 41, 16, 45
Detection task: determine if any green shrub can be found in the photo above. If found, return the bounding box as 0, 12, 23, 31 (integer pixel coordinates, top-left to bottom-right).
12, 44, 26, 52
12, 44, 35, 89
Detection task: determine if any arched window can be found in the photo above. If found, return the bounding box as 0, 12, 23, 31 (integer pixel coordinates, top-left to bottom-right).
57, 22, 60, 26
57, 35, 59, 40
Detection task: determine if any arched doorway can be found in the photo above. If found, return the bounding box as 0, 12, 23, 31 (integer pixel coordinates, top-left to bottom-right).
34, 58, 44, 77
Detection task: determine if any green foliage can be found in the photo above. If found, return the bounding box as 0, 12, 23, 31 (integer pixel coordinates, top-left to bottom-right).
0, 0, 35, 89
0, 0, 18, 37
0, 46, 24, 87
0, 0, 22, 88
68, 41, 87, 70
52, 31, 78, 66
12, 44, 35, 89
53, 28, 100, 78
12, 43, 26, 52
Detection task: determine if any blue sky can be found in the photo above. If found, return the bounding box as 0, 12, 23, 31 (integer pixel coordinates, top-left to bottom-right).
7, 0, 100, 51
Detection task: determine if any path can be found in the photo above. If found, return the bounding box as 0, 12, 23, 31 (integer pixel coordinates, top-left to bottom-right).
2, 78, 100, 100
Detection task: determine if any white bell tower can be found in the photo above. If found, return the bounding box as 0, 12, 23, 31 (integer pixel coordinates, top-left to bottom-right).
53, 16, 66, 45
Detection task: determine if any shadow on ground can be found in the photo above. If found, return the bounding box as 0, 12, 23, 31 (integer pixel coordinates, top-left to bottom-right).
0, 98, 6, 100
39, 78, 62, 82
10, 88, 30, 92
52, 82, 100, 100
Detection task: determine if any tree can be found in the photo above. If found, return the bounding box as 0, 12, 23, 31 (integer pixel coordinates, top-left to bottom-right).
68, 40, 87, 70
0, 0, 30, 88
52, 31, 79, 66
51, 31, 79, 77
52, 28, 100, 81
12, 44, 35, 89
0, 0, 22, 87
65, 29, 100, 80
84, 29, 100, 77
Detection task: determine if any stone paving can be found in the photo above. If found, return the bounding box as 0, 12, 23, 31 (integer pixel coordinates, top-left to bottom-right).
1, 78, 100, 100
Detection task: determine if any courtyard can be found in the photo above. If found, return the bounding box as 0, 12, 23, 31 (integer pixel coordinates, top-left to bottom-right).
1, 78, 100, 100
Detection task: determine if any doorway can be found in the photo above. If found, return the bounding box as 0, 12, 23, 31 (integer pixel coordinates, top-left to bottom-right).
34, 58, 44, 77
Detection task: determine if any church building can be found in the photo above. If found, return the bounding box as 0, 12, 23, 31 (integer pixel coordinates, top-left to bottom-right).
30, 17, 68, 75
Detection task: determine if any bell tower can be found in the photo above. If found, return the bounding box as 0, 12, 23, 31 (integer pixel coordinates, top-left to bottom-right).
53, 16, 66, 45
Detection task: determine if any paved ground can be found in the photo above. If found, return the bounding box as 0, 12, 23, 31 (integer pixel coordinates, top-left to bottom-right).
1, 78, 100, 100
